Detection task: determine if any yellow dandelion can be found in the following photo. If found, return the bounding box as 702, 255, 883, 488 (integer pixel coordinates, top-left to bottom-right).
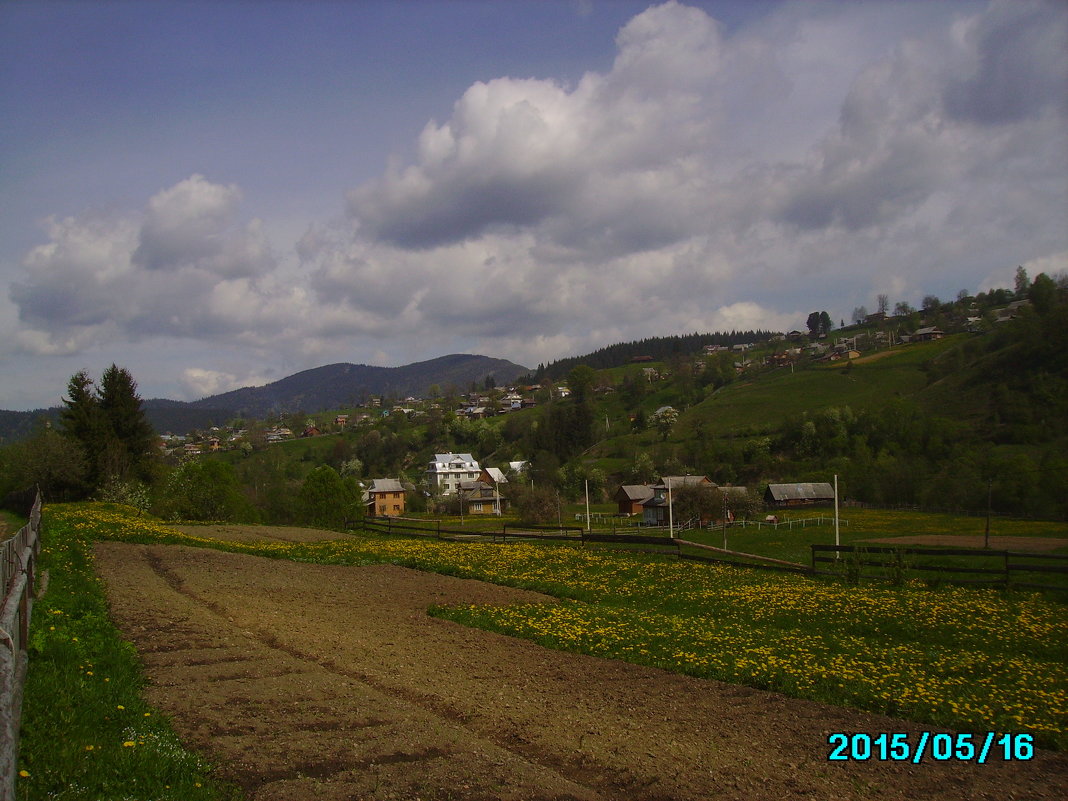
123, 741, 135, 748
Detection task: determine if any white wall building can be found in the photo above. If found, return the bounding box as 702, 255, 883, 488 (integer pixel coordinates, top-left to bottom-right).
426, 452, 481, 495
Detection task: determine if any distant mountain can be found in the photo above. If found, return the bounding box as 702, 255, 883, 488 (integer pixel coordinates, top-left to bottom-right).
185, 354, 529, 420
0, 354, 530, 440
0, 408, 58, 444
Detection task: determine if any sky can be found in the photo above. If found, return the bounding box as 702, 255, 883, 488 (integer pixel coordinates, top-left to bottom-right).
1, 0, 1066, 411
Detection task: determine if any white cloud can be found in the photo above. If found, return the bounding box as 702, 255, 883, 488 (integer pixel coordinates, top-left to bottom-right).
180, 367, 270, 400
10, 176, 286, 355
5, 1, 1066, 402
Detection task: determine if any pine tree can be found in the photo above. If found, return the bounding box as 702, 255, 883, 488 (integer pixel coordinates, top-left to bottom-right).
61, 365, 156, 488
60, 370, 104, 489
98, 364, 156, 481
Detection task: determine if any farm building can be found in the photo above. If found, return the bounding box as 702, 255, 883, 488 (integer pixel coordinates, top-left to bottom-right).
764, 483, 835, 508
615, 484, 655, 516
641, 476, 714, 525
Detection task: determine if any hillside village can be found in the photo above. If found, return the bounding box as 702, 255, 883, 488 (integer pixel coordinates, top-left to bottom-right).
20, 267, 1047, 527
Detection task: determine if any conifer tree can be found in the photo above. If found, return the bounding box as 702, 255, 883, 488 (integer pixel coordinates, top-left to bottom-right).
60, 365, 155, 489
60, 370, 105, 489
98, 364, 155, 480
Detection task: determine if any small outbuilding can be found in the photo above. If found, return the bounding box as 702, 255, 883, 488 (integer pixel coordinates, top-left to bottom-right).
764, 482, 835, 508
615, 484, 655, 516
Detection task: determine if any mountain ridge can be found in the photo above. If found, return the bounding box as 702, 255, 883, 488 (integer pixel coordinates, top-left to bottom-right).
181, 354, 529, 420
0, 353, 529, 439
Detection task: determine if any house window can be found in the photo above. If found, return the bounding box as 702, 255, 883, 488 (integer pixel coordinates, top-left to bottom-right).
393, 504, 400, 511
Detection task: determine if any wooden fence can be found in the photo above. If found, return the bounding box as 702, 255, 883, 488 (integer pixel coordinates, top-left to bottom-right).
361, 517, 810, 572
0, 490, 42, 801
811, 544, 1068, 592
363, 517, 1067, 592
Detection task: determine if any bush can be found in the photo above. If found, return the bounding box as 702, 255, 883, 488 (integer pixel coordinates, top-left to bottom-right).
156, 460, 252, 522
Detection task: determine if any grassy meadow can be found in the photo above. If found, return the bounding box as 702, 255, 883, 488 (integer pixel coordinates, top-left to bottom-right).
19, 501, 1068, 801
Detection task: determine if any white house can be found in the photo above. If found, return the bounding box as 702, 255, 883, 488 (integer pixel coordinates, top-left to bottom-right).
427, 453, 481, 495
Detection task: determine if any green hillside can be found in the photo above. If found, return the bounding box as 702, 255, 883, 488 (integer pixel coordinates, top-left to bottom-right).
4, 272, 1065, 524
676, 337, 962, 439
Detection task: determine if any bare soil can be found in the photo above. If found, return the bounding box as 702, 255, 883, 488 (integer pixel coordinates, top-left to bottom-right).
94, 533, 1068, 801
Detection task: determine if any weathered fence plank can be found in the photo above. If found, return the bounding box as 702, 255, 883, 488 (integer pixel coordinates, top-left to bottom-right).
811, 543, 1068, 592
0, 490, 41, 801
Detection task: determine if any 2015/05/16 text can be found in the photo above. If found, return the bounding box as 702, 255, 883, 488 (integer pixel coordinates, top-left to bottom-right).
827, 732, 1033, 764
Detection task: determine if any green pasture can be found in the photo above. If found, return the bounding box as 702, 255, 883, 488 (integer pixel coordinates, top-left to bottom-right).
676, 337, 964, 439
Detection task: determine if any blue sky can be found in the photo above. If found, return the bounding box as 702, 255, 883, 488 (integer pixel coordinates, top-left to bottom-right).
1, 0, 1065, 410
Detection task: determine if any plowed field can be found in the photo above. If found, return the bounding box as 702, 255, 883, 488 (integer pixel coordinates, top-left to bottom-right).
94, 530, 1068, 801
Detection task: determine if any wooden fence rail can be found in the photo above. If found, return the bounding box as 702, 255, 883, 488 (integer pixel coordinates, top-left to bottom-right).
811, 544, 1068, 592
360, 517, 810, 571
1, 489, 42, 801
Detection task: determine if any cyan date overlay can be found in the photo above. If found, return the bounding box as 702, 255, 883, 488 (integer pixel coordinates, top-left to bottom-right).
827, 732, 1034, 764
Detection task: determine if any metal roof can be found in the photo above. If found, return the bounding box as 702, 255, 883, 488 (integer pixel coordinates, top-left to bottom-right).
765, 483, 834, 501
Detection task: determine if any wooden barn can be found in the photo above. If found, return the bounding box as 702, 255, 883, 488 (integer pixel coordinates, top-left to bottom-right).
764, 482, 835, 508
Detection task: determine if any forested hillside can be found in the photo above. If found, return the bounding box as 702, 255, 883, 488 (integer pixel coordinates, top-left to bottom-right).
530, 330, 776, 381
3, 270, 1064, 524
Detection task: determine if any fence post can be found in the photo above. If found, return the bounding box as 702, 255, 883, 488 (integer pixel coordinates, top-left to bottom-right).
1, 489, 42, 801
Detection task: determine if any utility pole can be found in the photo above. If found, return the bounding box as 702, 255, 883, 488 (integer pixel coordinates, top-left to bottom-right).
584, 479, 591, 532
834, 474, 840, 560
667, 478, 674, 539
722, 489, 728, 550
984, 479, 992, 549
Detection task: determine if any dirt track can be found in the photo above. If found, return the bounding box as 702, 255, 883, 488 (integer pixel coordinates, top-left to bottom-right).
95, 539, 1068, 801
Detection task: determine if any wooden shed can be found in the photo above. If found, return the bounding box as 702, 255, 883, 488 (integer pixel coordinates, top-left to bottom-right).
764, 482, 835, 508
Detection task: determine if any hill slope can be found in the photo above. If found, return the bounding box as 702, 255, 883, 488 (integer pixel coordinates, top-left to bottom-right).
188, 354, 528, 419
1, 354, 529, 439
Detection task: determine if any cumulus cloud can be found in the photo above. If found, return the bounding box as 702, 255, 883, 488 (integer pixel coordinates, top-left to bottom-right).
10, 176, 288, 355
7, 1, 1067, 384
347, 1, 726, 253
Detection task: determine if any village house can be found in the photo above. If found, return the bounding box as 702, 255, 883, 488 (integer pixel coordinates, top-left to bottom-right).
458, 480, 508, 515
479, 467, 508, 488
365, 478, 406, 517
426, 453, 481, 495
641, 476, 714, 526
615, 484, 655, 516
911, 326, 944, 342
993, 299, 1031, 322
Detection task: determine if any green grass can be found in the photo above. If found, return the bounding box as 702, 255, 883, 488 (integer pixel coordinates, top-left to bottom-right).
681, 507, 1068, 561
676, 338, 964, 439
17, 507, 239, 801
1, 509, 27, 536
34, 502, 1068, 756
